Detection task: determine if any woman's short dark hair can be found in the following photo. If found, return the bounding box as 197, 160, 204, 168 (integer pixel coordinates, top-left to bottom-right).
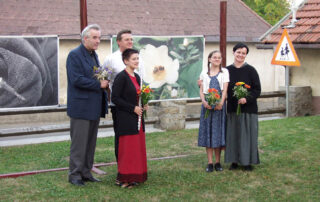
233, 42, 249, 54
122, 48, 139, 63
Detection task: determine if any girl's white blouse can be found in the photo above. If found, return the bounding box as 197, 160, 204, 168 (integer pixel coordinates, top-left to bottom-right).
200, 67, 229, 94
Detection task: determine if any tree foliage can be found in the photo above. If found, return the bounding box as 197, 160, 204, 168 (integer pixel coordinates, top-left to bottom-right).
243, 0, 290, 25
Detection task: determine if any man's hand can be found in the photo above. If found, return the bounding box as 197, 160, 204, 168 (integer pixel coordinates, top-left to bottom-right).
100, 80, 109, 89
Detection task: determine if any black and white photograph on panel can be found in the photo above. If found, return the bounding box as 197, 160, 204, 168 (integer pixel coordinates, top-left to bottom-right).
0, 36, 58, 108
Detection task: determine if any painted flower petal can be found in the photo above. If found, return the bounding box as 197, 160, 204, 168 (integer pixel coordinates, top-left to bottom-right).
140, 44, 179, 88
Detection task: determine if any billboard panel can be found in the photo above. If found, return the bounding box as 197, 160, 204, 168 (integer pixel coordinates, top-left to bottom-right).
112, 36, 204, 100
0, 36, 58, 108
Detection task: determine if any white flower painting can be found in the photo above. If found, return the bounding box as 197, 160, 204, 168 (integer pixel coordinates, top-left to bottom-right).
140, 44, 179, 89
111, 36, 204, 100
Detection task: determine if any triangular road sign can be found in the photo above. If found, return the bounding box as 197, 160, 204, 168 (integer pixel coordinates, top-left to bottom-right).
271, 29, 300, 66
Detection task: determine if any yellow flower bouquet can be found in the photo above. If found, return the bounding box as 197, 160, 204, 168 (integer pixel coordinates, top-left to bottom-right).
233, 82, 251, 115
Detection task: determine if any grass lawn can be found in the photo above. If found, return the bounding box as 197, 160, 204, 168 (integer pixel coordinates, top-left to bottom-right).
0, 115, 319, 201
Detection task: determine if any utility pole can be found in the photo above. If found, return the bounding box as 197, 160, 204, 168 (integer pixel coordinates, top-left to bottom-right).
80, 0, 88, 32
220, 0, 227, 67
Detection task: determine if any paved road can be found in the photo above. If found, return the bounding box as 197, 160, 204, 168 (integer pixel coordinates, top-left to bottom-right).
0, 117, 282, 147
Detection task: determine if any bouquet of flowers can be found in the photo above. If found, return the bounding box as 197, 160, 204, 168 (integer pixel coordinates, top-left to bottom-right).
93, 66, 113, 81
137, 85, 154, 119
233, 81, 251, 115
204, 88, 221, 119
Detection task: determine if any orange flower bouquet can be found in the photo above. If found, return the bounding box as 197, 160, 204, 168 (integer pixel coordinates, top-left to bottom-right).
204, 88, 221, 118
233, 81, 250, 115
137, 85, 154, 119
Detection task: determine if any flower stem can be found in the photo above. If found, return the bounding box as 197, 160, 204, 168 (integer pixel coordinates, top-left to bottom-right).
205, 109, 209, 119
237, 104, 241, 115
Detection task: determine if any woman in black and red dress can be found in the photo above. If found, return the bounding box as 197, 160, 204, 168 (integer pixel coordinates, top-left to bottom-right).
111, 48, 148, 188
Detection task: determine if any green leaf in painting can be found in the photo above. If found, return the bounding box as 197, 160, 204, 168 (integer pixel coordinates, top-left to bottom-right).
169, 51, 184, 60
177, 60, 202, 98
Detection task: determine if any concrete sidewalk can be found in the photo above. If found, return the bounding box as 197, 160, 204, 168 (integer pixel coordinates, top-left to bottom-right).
0, 117, 282, 147
0, 124, 164, 147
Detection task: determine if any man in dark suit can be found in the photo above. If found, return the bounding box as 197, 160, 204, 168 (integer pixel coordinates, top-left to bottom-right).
66, 24, 108, 186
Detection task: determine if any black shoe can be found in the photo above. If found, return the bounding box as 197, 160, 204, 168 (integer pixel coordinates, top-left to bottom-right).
115, 179, 121, 186
83, 176, 101, 182
69, 179, 85, 186
229, 163, 238, 170
214, 163, 223, 171
206, 163, 214, 172
243, 165, 253, 171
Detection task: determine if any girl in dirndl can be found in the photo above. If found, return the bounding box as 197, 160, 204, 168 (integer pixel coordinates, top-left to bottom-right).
198, 50, 229, 172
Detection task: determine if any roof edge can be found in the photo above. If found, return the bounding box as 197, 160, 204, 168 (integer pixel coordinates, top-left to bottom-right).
58, 34, 111, 40
58, 35, 261, 43
259, 0, 307, 42
257, 43, 320, 49
259, 11, 292, 42
205, 35, 261, 43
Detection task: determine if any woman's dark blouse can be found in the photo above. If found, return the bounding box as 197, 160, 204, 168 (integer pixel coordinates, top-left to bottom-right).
226, 63, 261, 114
111, 70, 144, 136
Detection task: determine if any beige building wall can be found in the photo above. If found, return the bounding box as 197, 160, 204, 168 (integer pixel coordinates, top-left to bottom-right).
290, 49, 320, 96
290, 48, 320, 114
58, 39, 111, 105
204, 43, 285, 92
58, 40, 285, 105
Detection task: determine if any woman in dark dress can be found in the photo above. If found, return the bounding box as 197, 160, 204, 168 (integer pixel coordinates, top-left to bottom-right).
111, 48, 148, 188
225, 43, 261, 171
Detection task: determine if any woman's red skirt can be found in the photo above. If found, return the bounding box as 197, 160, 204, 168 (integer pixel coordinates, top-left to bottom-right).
117, 126, 147, 183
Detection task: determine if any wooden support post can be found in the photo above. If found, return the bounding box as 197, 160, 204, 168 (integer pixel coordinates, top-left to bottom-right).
220, 0, 227, 67
80, 0, 88, 32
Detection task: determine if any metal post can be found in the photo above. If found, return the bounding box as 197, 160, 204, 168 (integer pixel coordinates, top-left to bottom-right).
285, 66, 289, 117
220, 0, 227, 67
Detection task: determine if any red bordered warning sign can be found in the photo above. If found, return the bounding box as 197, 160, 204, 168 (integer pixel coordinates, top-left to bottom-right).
271, 29, 300, 66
